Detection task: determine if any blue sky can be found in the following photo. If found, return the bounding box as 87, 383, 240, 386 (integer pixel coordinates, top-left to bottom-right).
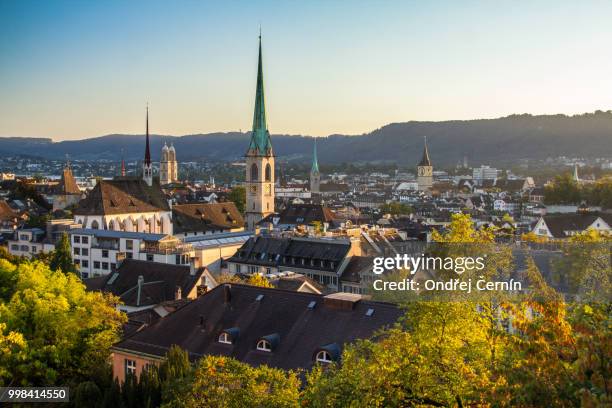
1, 0, 611, 140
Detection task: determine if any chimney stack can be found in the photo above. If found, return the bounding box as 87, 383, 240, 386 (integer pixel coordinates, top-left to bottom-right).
224, 284, 232, 304
136, 275, 144, 306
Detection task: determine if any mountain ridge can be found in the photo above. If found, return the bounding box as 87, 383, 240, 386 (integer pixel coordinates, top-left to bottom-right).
1, 112, 611, 166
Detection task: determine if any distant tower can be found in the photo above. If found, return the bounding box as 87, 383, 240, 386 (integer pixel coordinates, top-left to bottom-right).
169, 143, 178, 182
310, 138, 320, 194
142, 106, 153, 186
160, 143, 170, 185
417, 136, 433, 191
120, 149, 126, 177
573, 163, 580, 182
245, 34, 275, 231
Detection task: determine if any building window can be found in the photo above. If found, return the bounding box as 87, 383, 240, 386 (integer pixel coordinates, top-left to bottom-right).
124, 359, 136, 376
257, 339, 272, 352
81, 260, 89, 268
126, 252, 133, 259
82, 236, 89, 244
126, 240, 133, 250
102, 250, 109, 258
265, 163, 271, 181
315, 350, 333, 364
91, 220, 99, 230
82, 248, 89, 256
250, 163, 258, 181
102, 262, 109, 270
94, 261, 100, 269
10, 244, 18, 251
147, 254, 154, 262
73, 247, 80, 255
218, 332, 231, 344
31, 246, 37, 253
73, 236, 80, 244
20, 245, 28, 252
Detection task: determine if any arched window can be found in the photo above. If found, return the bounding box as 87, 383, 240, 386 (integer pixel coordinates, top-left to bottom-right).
91, 220, 99, 230
251, 163, 258, 181
218, 332, 231, 344
256, 339, 272, 352
265, 163, 271, 181
315, 350, 333, 363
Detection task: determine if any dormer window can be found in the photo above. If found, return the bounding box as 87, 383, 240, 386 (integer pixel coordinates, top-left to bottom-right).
315, 343, 340, 364
218, 327, 239, 344
257, 339, 272, 352
315, 350, 333, 363
256, 333, 280, 352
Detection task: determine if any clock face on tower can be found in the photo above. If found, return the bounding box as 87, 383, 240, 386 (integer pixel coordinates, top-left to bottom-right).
418, 168, 424, 176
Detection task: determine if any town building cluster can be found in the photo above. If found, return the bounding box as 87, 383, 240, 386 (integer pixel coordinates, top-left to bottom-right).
1, 35, 610, 382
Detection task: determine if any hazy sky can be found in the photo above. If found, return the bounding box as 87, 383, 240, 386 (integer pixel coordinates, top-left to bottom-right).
1, 0, 611, 140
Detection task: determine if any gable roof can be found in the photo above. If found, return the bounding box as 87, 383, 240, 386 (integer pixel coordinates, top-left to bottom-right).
260, 203, 337, 227
74, 178, 170, 215
172, 203, 244, 233
113, 283, 402, 370
60, 166, 81, 195
85, 259, 204, 307
541, 213, 612, 238
228, 236, 352, 274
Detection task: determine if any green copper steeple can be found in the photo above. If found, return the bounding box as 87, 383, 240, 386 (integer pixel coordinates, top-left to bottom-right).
247, 34, 273, 155
311, 138, 319, 174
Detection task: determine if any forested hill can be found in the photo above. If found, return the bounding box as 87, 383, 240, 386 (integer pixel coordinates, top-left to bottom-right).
1, 111, 611, 165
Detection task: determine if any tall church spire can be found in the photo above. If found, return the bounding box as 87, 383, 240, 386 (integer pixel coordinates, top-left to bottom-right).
142, 104, 153, 186
247, 34, 273, 155
418, 136, 431, 167
311, 138, 319, 174
144, 104, 151, 166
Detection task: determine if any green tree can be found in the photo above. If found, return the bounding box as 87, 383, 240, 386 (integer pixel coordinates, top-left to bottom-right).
379, 202, 413, 216
228, 186, 246, 214
174, 355, 300, 408
50, 232, 77, 274
0, 258, 126, 386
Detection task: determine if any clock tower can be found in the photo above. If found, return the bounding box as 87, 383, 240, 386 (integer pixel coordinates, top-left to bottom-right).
417, 136, 433, 191
245, 34, 275, 231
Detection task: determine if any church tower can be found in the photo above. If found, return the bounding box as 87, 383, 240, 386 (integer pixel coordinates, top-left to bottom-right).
143, 106, 153, 187
160, 142, 178, 185
160, 142, 170, 185
245, 34, 275, 231
310, 139, 320, 194
417, 136, 433, 191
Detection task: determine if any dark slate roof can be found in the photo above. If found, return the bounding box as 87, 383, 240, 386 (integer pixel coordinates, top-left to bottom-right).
260, 204, 337, 227
74, 178, 170, 215
113, 284, 402, 370
269, 274, 325, 293
319, 183, 349, 193
340, 256, 375, 283
172, 203, 244, 233
85, 259, 204, 307
542, 213, 612, 238
228, 236, 351, 274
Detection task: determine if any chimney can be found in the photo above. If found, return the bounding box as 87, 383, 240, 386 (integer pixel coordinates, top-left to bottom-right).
224, 284, 232, 304
136, 275, 144, 306
175, 286, 182, 300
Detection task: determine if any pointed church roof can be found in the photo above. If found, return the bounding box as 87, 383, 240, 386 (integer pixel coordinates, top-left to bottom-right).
418, 137, 432, 167
247, 34, 273, 156
144, 106, 151, 166
311, 139, 320, 174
